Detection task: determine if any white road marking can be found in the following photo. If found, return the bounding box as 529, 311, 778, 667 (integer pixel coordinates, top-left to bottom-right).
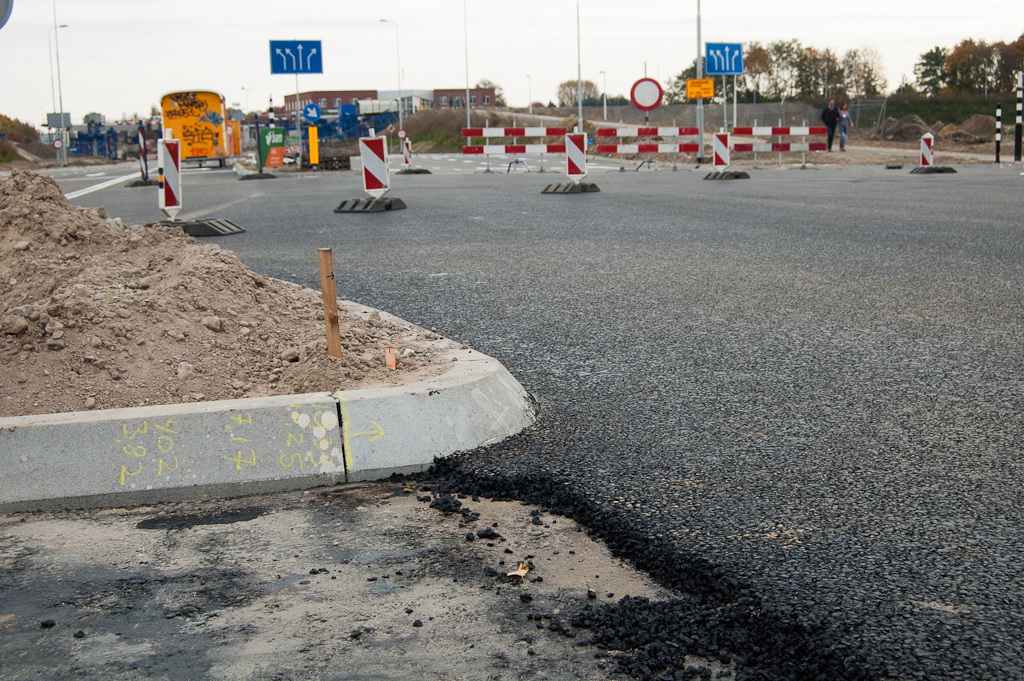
64, 171, 140, 200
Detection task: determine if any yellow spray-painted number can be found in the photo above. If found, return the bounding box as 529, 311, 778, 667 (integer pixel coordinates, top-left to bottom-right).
223, 450, 257, 470
158, 458, 179, 476
120, 461, 142, 486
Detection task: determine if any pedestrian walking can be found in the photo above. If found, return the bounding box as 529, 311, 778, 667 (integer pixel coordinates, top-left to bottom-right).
821, 98, 840, 152
838, 102, 854, 152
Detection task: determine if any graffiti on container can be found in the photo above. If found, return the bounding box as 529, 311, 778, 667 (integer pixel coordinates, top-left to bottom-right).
181, 123, 220, 147
164, 93, 206, 120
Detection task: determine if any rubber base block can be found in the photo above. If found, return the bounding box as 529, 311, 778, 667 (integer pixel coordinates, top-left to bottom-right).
396, 168, 433, 174
704, 170, 751, 180
239, 173, 277, 180
541, 182, 600, 194
334, 197, 408, 213
127, 179, 159, 187
156, 219, 246, 236
910, 166, 957, 174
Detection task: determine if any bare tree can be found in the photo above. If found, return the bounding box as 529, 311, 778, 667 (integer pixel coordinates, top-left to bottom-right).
475, 79, 506, 107
557, 79, 600, 106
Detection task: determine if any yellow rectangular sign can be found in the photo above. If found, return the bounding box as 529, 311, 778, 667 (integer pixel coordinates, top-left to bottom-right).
687, 78, 715, 99
309, 126, 319, 165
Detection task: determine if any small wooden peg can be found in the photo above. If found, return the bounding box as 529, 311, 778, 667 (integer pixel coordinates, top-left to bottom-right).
317, 248, 343, 359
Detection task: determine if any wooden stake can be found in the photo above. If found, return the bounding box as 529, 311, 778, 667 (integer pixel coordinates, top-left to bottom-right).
385, 346, 396, 370
317, 248, 343, 359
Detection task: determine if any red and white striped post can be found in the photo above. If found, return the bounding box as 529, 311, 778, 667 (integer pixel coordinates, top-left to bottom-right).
566, 133, 587, 184
921, 132, 934, 168
403, 139, 412, 168
360, 136, 390, 199
713, 132, 730, 170
158, 133, 181, 221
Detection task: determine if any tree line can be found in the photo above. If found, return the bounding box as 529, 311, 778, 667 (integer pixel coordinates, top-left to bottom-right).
662, 40, 887, 104
913, 36, 1024, 96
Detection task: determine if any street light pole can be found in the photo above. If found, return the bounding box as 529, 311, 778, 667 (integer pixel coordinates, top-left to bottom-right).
576, 0, 582, 130
241, 86, 252, 113
52, 0, 67, 166
379, 19, 403, 130
696, 0, 704, 164
600, 70, 607, 121
526, 75, 532, 114
464, 0, 470, 127
47, 24, 66, 123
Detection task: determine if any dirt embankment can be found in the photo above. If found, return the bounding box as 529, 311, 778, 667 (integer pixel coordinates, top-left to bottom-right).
0, 170, 451, 418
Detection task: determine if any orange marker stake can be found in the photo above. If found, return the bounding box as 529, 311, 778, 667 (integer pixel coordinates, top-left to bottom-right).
385, 346, 396, 370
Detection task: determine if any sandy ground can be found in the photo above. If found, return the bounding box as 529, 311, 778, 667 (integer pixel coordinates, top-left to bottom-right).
0, 481, 735, 680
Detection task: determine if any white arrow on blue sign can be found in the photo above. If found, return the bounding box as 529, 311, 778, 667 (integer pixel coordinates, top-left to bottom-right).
303, 103, 321, 123
270, 40, 323, 74
705, 43, 743, 75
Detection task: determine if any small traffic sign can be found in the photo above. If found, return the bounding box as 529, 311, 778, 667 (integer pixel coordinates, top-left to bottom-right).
303, 102, 321, 123
630, 78, 663, 112
52, 138, 63, 149
387, 124, 395, 133
397, 129, 407, 139
270, 40, 323, 74
705, 43, 744, 75
687, 78, 715, 99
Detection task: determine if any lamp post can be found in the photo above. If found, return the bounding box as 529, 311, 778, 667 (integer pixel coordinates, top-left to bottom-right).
526, 75, 532, 114
52, 0, 67, 167
575, 0, 582, 130
600, 70, 607, 121
241, 86, 252, 113
379, 19, 403, 131
463, 0, 470, 127
695, 0, 704, 164
47, 24, 66, 123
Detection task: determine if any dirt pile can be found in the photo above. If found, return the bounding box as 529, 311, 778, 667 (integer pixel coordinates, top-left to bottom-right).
882, 114, 931, 142
956, 113, 997, 140
0, 170, 448, 418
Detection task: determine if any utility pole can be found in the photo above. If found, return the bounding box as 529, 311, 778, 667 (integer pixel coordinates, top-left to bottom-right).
696, 0, 704, 164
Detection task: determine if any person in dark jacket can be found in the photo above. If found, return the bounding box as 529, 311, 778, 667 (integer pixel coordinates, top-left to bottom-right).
821, 98, 840, 151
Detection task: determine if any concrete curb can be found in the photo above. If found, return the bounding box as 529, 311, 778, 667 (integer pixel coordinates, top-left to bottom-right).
0, 348, 536, 512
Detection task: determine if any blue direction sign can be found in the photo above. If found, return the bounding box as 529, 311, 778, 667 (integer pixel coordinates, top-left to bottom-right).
705, 43, 744, 75
302, 102, 321, 123
270, 40, 323, 74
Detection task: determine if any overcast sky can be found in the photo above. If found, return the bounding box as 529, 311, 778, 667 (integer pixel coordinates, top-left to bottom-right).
0, 0, 1019, 126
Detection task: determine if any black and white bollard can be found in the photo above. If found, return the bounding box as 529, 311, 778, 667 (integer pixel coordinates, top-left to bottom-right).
996, 103, 1002, 164
1015, 72, 1022, 163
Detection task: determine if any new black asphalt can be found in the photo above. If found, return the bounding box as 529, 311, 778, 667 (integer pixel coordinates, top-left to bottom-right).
69, 161, 1024, 680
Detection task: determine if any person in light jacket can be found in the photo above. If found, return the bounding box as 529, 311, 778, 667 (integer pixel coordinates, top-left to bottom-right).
838, 102, 854, 152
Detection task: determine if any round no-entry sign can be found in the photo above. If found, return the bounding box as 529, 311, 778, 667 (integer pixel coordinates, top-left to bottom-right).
397, 129, 406, 139
53, 138, 63, 149
630, 78, 663, 112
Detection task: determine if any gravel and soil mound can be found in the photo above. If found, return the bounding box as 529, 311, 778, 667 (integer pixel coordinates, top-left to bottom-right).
881, 114, 930, 141
0, 170, 449, 417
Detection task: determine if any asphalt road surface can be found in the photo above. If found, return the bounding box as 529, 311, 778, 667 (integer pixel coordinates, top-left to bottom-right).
56, 158, 1024, 679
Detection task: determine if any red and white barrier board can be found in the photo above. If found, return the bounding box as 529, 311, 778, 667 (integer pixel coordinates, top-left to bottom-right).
566, 133, 587, 183
713, 133, 730, 169
595, 127, 700, 138
732, 127, 828, 136
921, 132, 934, 167
360, 137, 390, 199
463, 127, 568, 137
463, 144, 567, 155
158, 137, 181, 220
403, 139, 412, 167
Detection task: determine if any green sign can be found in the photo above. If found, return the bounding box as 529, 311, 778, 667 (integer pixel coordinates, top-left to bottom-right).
259, 127, 285, 167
